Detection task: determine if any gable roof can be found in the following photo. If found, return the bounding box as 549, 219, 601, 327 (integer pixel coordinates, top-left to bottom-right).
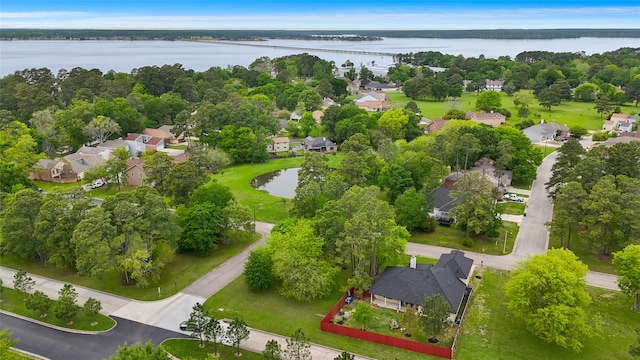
355, 91, 386, 102
436, 250, 474, 279
433, 187, 458, 212
370, 250, 473, 312
271, 136, 290, 143
370, 265, 467, 312
304, 136, 337, 149
522, 122, 568, 143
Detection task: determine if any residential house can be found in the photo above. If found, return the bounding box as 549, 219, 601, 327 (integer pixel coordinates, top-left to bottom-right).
290, 111, 302, 122
312, 110, 324, 124
425, 118, 447, 134
143, 125, 184, 144
29, 158, 76, 183
604, 113, 638, 132
62, 152, 107, 181
618, 121, 634, 133
369, 251, 473, 314
322, 97, 335, 109
96, 139, 128, 152
354, 91, 389, 112
364, 81, 397, 92
462, 79, 505, 92
303, 136, 338, 152
444, 158, 512, 189
466, 111, 506, 127
125, 159, 146, 186
485, 79, 505, 92
522, 122, 569, 143
347, 79, 361, 95
430, 188, 459, 224
125, 133, 165, 157
267, 136, 290, 153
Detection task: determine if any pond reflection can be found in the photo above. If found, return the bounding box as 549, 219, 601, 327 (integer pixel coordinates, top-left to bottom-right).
251, 168, 299, 199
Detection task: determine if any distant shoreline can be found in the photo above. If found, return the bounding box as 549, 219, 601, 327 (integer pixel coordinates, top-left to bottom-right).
2, 28, 640, 41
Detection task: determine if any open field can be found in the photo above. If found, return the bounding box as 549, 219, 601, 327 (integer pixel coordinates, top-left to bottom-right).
0, 287, 115, 331
410, 221, 519, 255
455, 269, 640, 360
387, 91, 639, 131
0, 233, 258, 301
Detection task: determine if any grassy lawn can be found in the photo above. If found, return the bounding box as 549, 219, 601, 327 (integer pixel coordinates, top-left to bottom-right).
548, 231, 616, 274
499, 201, 525, 215
387, 91, 639, 131
0, 287, 115, 331
167, 144, 188, 150
533, 143, 559, 158
0, 233, 258, 301
203, 272, 444, 360
455, 269, 640, 360
162, 339, 262, 359
32, 180, 81, 193
410, 221, 519, 255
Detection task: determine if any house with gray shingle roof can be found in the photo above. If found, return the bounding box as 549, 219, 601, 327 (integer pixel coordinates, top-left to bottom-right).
369, 250, 473, 313
522, 122, 568, 143
303, 136, 337, 153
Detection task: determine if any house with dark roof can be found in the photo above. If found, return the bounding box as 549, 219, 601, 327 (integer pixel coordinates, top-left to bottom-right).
303, 136, 337, 152
430, 188, 459, 224
364, 81, 398, 92
369, 251, 473, 314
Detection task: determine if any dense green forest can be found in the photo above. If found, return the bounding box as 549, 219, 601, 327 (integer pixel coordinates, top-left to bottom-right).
2, 28, 640, 41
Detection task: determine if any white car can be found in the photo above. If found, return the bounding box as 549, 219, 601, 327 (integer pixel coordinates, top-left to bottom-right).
504, 193, 524, 202
90, 179, 105, 189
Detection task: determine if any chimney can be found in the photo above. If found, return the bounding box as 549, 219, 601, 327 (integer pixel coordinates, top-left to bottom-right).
410, 255, 417, 269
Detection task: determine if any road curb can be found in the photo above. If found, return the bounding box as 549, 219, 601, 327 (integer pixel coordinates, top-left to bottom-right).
0, 309, 117, 334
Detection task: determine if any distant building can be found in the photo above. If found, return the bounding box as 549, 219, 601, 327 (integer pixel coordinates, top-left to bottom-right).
466, 111, 506, 127
267, 136, 290, 153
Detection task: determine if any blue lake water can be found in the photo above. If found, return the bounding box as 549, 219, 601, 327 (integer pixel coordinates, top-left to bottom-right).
1, 37, 639, 76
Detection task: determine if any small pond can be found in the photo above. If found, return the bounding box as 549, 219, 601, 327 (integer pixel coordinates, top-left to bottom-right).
251, 168, 299, 199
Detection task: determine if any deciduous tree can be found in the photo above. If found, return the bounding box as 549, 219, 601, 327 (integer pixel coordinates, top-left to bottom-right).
352, 302, 374, 330
475, 90, 501, 111
420, 293, 452, 341
612, 245, 640, 312
505, 249, 594, 352
0, 188, 45, 263
108, 342, 169, 360
243, 246, 273, 291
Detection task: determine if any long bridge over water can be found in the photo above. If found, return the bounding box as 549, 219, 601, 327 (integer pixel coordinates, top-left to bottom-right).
190, 39, 398, 57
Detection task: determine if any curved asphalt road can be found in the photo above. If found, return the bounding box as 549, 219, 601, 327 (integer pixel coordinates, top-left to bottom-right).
2, 313, 186, 360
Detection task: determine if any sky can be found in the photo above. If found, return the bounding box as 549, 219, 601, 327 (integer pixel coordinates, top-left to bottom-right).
1, 1, 639, 30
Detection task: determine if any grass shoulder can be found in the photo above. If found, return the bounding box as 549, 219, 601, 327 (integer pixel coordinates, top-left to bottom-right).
162, 339, 262, 359
410, 222, 519, 255
548, 234, 616, 274
0, 287, 115, 331
0, 233, 259, 301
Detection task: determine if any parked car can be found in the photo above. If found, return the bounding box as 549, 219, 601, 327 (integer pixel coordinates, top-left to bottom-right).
90, 179, 105, 189
504, 193, 524, 202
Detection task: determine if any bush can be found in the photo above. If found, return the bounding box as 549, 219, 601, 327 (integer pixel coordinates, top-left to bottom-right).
592, 131, 610, 141
462, 238, 475, 247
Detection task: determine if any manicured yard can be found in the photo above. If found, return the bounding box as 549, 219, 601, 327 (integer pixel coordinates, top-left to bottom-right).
0, 233, 259, 301
454, 269, 640, 360
203, 272, 444, 360
499, 201, 525, 215
533, 143, 559, 158
162, 339, 262, 359
387, 91, 639, 131
410, 221, 519, 255
0, 287, 115, 331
